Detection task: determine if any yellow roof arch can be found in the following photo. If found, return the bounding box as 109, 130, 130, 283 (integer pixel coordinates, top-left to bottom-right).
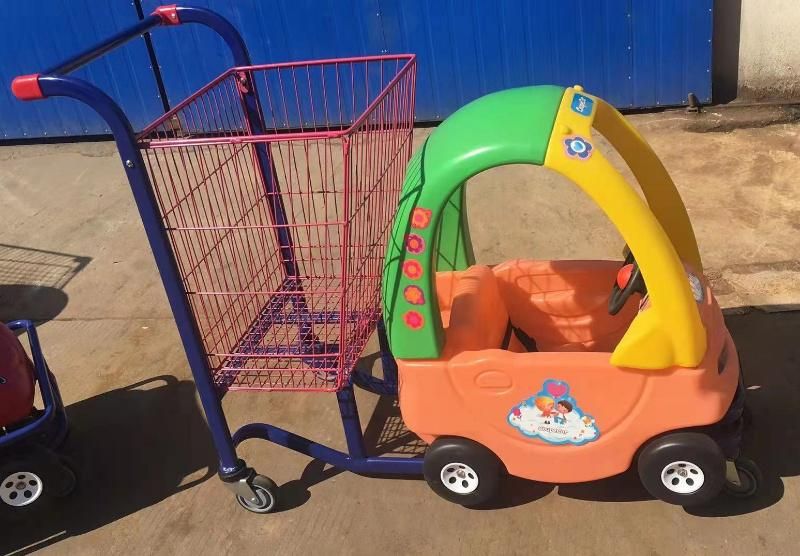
544, 87, 705, 369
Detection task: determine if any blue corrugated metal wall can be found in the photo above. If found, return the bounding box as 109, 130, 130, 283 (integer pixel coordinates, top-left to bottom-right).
0, 2, 163, 139
0, 0, 712, 140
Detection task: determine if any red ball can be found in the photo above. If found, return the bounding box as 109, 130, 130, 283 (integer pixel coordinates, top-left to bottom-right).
0, 323, 35, 427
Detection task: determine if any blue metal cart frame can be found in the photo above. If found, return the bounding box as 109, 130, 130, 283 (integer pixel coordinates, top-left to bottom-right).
12, 5, 421, 507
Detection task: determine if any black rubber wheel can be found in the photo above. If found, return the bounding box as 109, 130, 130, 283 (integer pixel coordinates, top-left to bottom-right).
637, 432, 726, 506
724, 457, 762, 498
236, 475, 279, 514
423, 437, 501, 507
51, 457, 77, 498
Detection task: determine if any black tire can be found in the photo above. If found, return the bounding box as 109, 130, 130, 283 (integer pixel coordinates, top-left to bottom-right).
423, 437, 501, 507
50, 457, 77, 498
637, 432, 726, 506
724, 457, 761, 498
236, 475, 279, 514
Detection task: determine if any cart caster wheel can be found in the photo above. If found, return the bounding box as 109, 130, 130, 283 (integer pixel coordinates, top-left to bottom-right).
423, 437, 501, 507
724, 457, 761, 498
637, 432, 726, 506
236, 475, 279, 514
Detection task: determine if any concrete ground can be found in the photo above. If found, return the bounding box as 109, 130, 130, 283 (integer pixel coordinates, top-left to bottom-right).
1, 105, 800, 555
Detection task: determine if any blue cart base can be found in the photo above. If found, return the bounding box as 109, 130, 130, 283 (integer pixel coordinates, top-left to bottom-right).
219, 320, 423, 512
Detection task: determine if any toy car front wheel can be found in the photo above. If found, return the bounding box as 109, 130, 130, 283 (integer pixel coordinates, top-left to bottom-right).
423, 437, 501, 507
637, 432, 726, 506
236, 474, 279, 514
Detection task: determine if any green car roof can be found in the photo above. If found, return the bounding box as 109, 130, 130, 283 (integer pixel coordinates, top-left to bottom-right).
382, 85, 565, 359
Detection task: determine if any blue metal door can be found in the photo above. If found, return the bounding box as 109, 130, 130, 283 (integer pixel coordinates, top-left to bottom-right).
0, 0, 712, 139
0, 1, 164, 139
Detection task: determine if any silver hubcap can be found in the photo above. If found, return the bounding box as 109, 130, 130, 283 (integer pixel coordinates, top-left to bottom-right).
440, 462, 479, 494
1, 471, 44, 507
661, 461, 705, 494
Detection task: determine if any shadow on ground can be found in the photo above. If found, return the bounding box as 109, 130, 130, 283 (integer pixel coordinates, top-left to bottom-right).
0, 243, 91, 324
0, 376, 216, 555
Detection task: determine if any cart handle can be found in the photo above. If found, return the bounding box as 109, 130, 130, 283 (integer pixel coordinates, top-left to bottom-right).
8, 5, 257, 472
11, 4, 252, 100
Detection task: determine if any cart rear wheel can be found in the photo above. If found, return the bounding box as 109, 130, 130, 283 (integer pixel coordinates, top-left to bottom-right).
724, 457, 762, 498
424, 437, 501, 507
236, 475, 278, 514
637, 432, 726, 506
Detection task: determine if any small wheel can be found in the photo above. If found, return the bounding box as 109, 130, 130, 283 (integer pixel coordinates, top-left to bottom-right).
724, 457, 762, 498
51, 457, 77, 498
637, 432, 726, 506
0, 470, 45, 508
423, 437, 501, 507
236, 475, 279, 514
0, 451, 75, 513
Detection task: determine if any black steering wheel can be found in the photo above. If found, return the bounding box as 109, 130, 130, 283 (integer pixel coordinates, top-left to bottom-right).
608, 249, 648, 315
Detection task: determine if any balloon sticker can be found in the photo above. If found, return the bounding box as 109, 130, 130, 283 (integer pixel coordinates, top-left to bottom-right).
508, 379, 599, 445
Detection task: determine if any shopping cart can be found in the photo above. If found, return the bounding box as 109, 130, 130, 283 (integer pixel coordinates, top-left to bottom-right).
12, 5, 416, 513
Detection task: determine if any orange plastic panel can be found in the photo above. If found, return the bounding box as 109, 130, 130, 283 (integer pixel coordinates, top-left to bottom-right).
397, 262, 738, 483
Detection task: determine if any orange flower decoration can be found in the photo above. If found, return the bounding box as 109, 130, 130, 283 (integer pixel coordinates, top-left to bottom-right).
403, 285, 425, 305
406, 233, 425, 254
411, 207, 432, 229
403, 260, 423, 280
404, 310, 424, 330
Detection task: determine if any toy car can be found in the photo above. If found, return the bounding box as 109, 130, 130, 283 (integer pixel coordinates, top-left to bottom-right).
0, 320, 75, 516
382, 85, 760, 507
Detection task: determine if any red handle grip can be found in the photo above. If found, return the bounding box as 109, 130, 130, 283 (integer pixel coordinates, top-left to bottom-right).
11, 74, 43, 101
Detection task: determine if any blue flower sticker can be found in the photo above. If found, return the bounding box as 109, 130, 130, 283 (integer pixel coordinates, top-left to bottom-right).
564, 136, 593, 160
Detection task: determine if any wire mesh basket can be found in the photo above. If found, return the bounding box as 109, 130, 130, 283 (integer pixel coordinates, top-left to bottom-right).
137, 55, 416, 392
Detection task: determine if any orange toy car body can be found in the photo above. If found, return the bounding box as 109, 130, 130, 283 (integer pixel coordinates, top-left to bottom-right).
398, 260, 738, 484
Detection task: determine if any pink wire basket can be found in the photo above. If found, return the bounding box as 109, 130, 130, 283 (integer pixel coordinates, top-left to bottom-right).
137, 55, 416, 392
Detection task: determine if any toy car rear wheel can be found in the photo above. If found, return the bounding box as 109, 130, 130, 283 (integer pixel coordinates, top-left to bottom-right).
236, 474, 278, 514
637, 432, 726, 506
724, 457, 761, 498
423, 437, 501, 507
